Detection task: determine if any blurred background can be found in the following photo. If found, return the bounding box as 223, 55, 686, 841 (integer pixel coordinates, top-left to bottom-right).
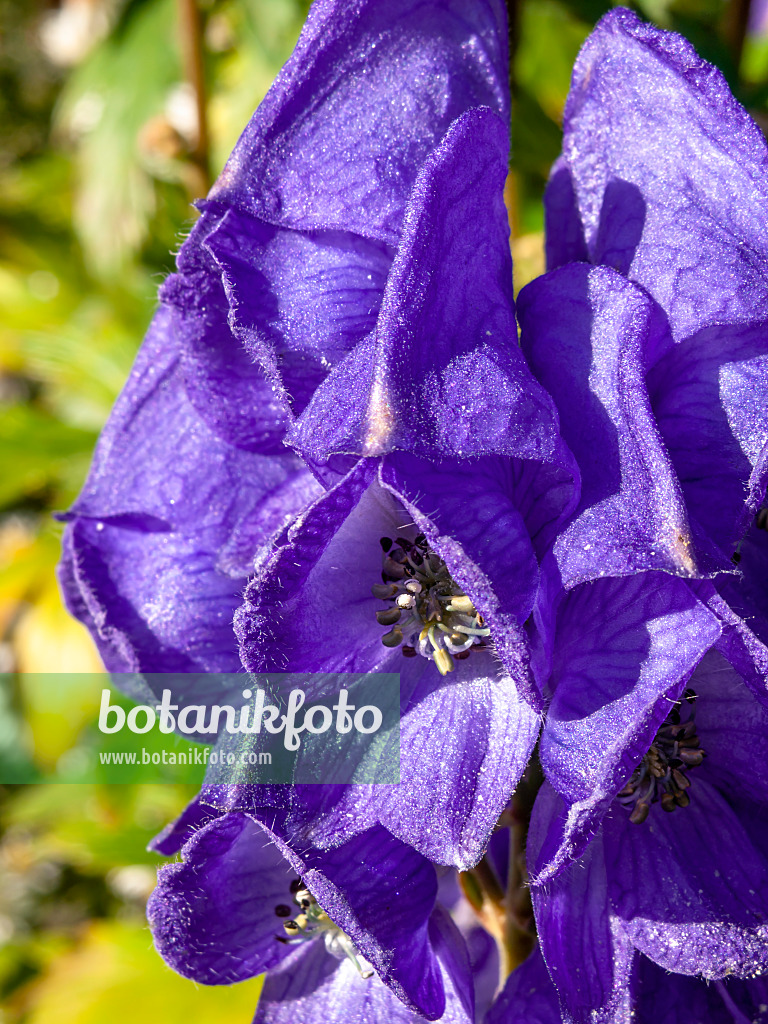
0, 0, 765, 1019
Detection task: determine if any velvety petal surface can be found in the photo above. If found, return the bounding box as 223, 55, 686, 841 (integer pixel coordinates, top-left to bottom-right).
260, 822, 468, 1020
159, 214, 290, 454
381, 450, 577, 632
518, 264, 696, 588
289, 651, 540, 869
674, 649, 768, 809
290, 108, 563, 465
148, 813, 297, 982
690, 580, 768, 704
555, 7, 768, 339
540, 573, 720, 809
255, 931, 473, 1024
204, 211, 394, 416
58, 305, 319, 673
544, 158, 589, 270
485, 946, 561, 1024
605, 787, 768, 978
634, 955, 735, 1024
529, 787, 636, 1024
646, 321, 768, 552
207, 0, 509, 244
718, 975, 768, 1023
235, 460, 394, 675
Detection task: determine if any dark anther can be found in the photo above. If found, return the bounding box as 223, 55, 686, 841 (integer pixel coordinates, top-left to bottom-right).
629, 802, 650, 825
289, 878, 304, 894
757, 508, 768, 530
618, 690, 705, 825
732, 551, 742, 565
679, 749, 705, 766
382, 556, 407, 579
274, 904, 292, 917
376, 607, 402, 626
372, 532, 491, 674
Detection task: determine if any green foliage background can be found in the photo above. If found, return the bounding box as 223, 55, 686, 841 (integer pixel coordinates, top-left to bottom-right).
0, 0, 764, 1020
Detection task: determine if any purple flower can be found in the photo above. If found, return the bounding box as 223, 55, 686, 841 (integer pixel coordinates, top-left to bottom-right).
534, 7, 768, 636
227, 457, 544, 870
517, 262, 768, 806
486, 945, 768, 1024
220, 97, 583, 873
527, 649, 768, 1022
93, 21, 577, 874
147, 802, 475, 1022
57, 0, 514, 675
514, 9, 768, 849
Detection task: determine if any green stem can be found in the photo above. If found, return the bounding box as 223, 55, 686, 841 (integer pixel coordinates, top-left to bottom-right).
177, 0, 211, 196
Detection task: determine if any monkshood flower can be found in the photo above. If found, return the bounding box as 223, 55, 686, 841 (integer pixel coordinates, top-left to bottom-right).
147, 802, 476, 1023
538, 7, 768, 639
486, 945, 768, 1024
221, 101, 582, 872
513, 18, 768, 905
526, 649, 768, 1023
56, 0, 512, 676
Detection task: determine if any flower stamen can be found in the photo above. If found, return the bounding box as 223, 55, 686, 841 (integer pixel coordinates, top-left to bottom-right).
275, 879, 374, 979
617, 689, 705, 825
372, 534, 490, 675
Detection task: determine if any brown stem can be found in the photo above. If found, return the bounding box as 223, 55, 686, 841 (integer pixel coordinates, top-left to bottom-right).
459, 830, 535, 992
459, 863, 513, 983
503, 818, 535, 969
725, 0, 751, 77
177, 0, 211, 197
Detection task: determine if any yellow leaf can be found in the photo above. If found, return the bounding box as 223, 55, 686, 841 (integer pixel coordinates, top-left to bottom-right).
19, 920, 263, 1024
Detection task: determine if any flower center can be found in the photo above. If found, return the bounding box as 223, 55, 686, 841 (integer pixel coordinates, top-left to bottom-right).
274, 878, 373, 978
372, 534, 490, 676
617, 689, 706, 825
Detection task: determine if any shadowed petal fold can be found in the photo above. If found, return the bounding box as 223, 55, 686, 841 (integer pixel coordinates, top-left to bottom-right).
58, 306, 318, 673
529, 788, 635, 1024
289, 108, 562, 465
540, 573, 720, 808
206, 0, 509, 243
646, 322, 768, 552
519, 263, 696, 587
148, 813, 297, 982
605, 789, 768, 978
552, 6, 768, 339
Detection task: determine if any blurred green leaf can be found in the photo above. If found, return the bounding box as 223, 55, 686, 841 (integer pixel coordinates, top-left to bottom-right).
517, 1, 592, 121
207, 0, 305, 170
19, 920, 263, 1024
56, 0, 183, 274
0, 405, 96, 509
4, 784, 195, 871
